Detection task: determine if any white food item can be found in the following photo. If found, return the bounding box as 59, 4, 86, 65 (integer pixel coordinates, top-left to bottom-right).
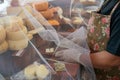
62, 17, 71, 24
46, 48, 54, 53
8, 39, 28, 50
0, 40, 8, 54
72, 17, 83, 25
0, 26, 6, 44
50, 48, 54, 53
46, 48, 50, 53
3, 16, 24, 28
24, 64, 37, 80
6, 26, 27, 40
54, 63, 66, 71
24, 64, 49, 80
36, 65, 49, 79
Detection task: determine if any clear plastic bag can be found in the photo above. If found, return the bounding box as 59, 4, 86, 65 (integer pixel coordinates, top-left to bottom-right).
0, 15, 55, 80
0, 0, 97, 79
21, 5, 96, 80
71, 0, 104, 28
19, 0, 76, 32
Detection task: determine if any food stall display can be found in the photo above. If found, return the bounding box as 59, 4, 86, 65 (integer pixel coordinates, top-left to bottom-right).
0, 0, 103, 80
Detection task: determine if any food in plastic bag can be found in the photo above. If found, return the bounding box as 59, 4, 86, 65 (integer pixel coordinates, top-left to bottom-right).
2, 16, 24, 28
32, 1, 49, 11
0, 40, 8, 54
11, 62, 51, 80
4, 0, 98, 79
72, 0, 104, 27
54, 62, 66, 71
21, 6, 96, 80
0, 25, 6, 44
24, 62, 49, 80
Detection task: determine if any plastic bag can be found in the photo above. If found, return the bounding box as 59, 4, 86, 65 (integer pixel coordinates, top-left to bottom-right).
71, 0, 104, 27
0, 15, 56, 80
3, 0, 97, 79
21, 6, 96, 80
20, 0, 76, 32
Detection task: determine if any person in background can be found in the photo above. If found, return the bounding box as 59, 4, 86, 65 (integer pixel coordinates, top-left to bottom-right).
55, 0, 120, 79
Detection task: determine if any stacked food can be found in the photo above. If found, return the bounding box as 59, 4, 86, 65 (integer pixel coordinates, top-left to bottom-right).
32, 1, 61, 30
0, 25, 8, 54
0, 16, 36, 54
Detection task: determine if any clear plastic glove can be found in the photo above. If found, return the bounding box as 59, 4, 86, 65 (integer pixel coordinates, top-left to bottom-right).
55, 48, 82, 63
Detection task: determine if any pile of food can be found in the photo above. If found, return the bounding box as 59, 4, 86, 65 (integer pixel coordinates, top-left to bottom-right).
24, 63, 49, 80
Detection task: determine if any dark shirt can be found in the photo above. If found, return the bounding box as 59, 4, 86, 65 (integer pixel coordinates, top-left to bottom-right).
99, 0, 120, 56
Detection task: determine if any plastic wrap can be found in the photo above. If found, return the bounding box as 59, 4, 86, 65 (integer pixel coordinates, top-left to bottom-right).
21, 3, 96, 80
71, 0, 104, 27
0, 0, 97, 80
0, 15, 56, 80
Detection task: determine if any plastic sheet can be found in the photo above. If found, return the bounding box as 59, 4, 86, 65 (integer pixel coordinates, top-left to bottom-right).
71, 0, 104, 27
21, 4, 96, 80
0, 0, 97, 80
0, 15, 56, 80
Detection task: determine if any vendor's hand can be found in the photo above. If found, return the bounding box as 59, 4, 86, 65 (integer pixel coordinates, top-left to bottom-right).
55, 49, 82, 63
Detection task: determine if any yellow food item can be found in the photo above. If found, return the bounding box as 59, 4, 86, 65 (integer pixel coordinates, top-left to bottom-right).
40, 8, 55, 19
54, 63, 66, 71
0, 18, 4, 26
62, 17, 71, 24
24, 64, 37, 80
27, 34, 33, 40
24, 64, 49, 80
8, 39, 28, 50
28, 27, 45, 35
48, 20, 60, 26
72, 17, 83, 25
36, 65, 49, 79
3, 16, 24, 28
6, 26, 27, 40
0, 41, 8, 54
32, 1, 48, 11
0, 26, 6, 44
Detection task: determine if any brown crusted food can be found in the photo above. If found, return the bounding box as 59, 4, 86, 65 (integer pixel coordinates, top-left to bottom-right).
48, 19, 60, 26
0, 26, 6, 44
32, 1, 49, 11
40, 8, 57, 19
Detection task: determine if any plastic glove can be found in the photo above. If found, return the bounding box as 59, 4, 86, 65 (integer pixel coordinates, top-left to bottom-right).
55, 48, 82, 63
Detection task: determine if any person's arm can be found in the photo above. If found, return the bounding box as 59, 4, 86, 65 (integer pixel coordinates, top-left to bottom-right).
90, 51, 120, 69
